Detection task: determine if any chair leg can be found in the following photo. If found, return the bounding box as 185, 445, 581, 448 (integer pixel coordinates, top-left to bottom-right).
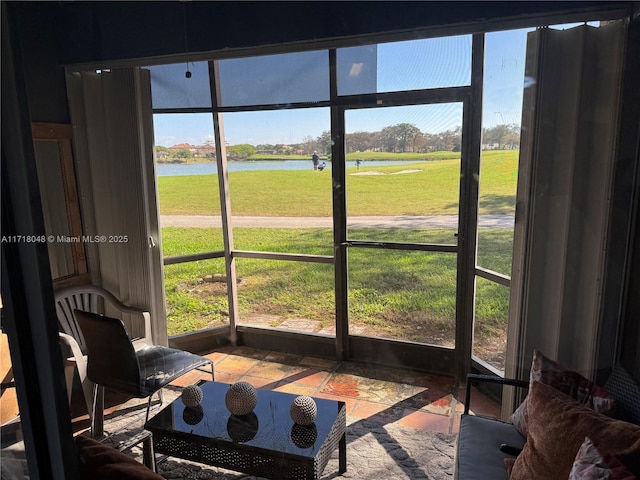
80, 378, 95, 428
64, 363, 75, 407
91, 385, 105, 438
145, 395, 153, 425
68, 359, 95, 428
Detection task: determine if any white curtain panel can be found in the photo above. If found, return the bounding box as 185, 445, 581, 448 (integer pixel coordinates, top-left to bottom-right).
65, 68, 167, 345
506, 21, 625, 399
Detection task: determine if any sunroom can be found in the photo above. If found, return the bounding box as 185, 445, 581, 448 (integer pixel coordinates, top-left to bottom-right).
2, 1, 639, 478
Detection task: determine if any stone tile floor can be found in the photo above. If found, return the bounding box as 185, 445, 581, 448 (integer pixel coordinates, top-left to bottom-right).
66, 346, 502, 478
70, 345, 501, 436
162, 345, 502, 436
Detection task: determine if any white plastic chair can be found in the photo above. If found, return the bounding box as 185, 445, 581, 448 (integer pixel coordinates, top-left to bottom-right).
54, 285, 153, 435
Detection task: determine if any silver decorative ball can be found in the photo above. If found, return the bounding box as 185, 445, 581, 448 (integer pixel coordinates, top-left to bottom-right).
290, 395, 317, 425
181, 385, 203, 408
225, 381, 258, 416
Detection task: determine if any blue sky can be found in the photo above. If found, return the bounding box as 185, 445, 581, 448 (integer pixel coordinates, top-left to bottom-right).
153, 29, 532, 147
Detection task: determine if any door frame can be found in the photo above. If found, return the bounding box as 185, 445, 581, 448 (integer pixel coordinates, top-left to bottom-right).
329, 35, 484, 378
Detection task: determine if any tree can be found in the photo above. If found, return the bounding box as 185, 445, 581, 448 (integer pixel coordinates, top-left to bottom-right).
317, 131, 332, 155
371, 123, 423, 152
412, 132, 428, 153
502, 124, 521, 149
174, 148, 193, 160
483, 124, 520, 149
422, 132, 440, 152
256, 144, 275, 152
377, 125, 401, 152
451, 126, 462, 152
227, 143, 256, 160
302, 136, 321, 155
155, 145, 171, 159
346, 131, 375, 153
395, 123, 421, 152
431, 128, 462, 152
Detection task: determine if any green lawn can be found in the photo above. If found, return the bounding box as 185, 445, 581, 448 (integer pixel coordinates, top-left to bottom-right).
160, 151, 517, 366
247, 151, 460, 161
158, 150, 518, 216
162, 227, 514, 342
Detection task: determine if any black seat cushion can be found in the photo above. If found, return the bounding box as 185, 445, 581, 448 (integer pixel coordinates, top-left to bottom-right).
135, 345, 211, 397
456, 414, 526, 480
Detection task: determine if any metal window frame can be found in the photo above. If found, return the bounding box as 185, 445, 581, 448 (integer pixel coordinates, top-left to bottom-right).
153, 40, 484, 372
98, 7, 630, 378
3, 4, 634, 480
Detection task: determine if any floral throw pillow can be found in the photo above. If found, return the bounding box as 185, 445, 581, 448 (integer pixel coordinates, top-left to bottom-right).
569, 437, 637, 480
510, 349, 616, 437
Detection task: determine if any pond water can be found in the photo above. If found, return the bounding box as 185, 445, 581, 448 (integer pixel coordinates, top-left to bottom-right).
156, 160, 418, 176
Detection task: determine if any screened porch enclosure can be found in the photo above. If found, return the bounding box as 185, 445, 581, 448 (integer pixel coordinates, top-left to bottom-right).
140, 34, 483, 379
63, 13, 628, 389
4, 3, 639, 478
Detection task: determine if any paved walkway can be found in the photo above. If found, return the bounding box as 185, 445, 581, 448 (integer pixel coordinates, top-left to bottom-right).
161, 214, 514, 229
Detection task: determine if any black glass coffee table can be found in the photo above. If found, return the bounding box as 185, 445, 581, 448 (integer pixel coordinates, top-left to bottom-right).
145, 381, 346, 480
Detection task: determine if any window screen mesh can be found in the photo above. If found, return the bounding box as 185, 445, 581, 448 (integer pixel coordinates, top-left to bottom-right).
338, 35, 472, 95
336, 45, 378, 96
217, 50, 330, 107
147, 62, 212, 109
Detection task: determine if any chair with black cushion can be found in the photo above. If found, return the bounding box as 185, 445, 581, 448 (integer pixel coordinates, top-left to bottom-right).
55, 285, 154, 433
74, 309, 214, 437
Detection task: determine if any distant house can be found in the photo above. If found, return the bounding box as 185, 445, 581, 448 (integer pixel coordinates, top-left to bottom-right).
193, 144, 216, 158
168, 143, 215, 158
169, 143, 196, 153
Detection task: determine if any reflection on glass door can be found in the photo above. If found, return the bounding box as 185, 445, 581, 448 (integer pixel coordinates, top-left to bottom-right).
473, 28, 528, 373
153, 112, 228, 335
345, 103, 463, 347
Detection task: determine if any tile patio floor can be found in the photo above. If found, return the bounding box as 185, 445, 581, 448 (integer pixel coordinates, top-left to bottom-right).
164, 346, 502, 435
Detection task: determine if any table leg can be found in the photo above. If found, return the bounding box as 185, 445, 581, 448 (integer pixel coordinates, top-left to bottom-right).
142, 433, 156, 472
339, 432, 346, 473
